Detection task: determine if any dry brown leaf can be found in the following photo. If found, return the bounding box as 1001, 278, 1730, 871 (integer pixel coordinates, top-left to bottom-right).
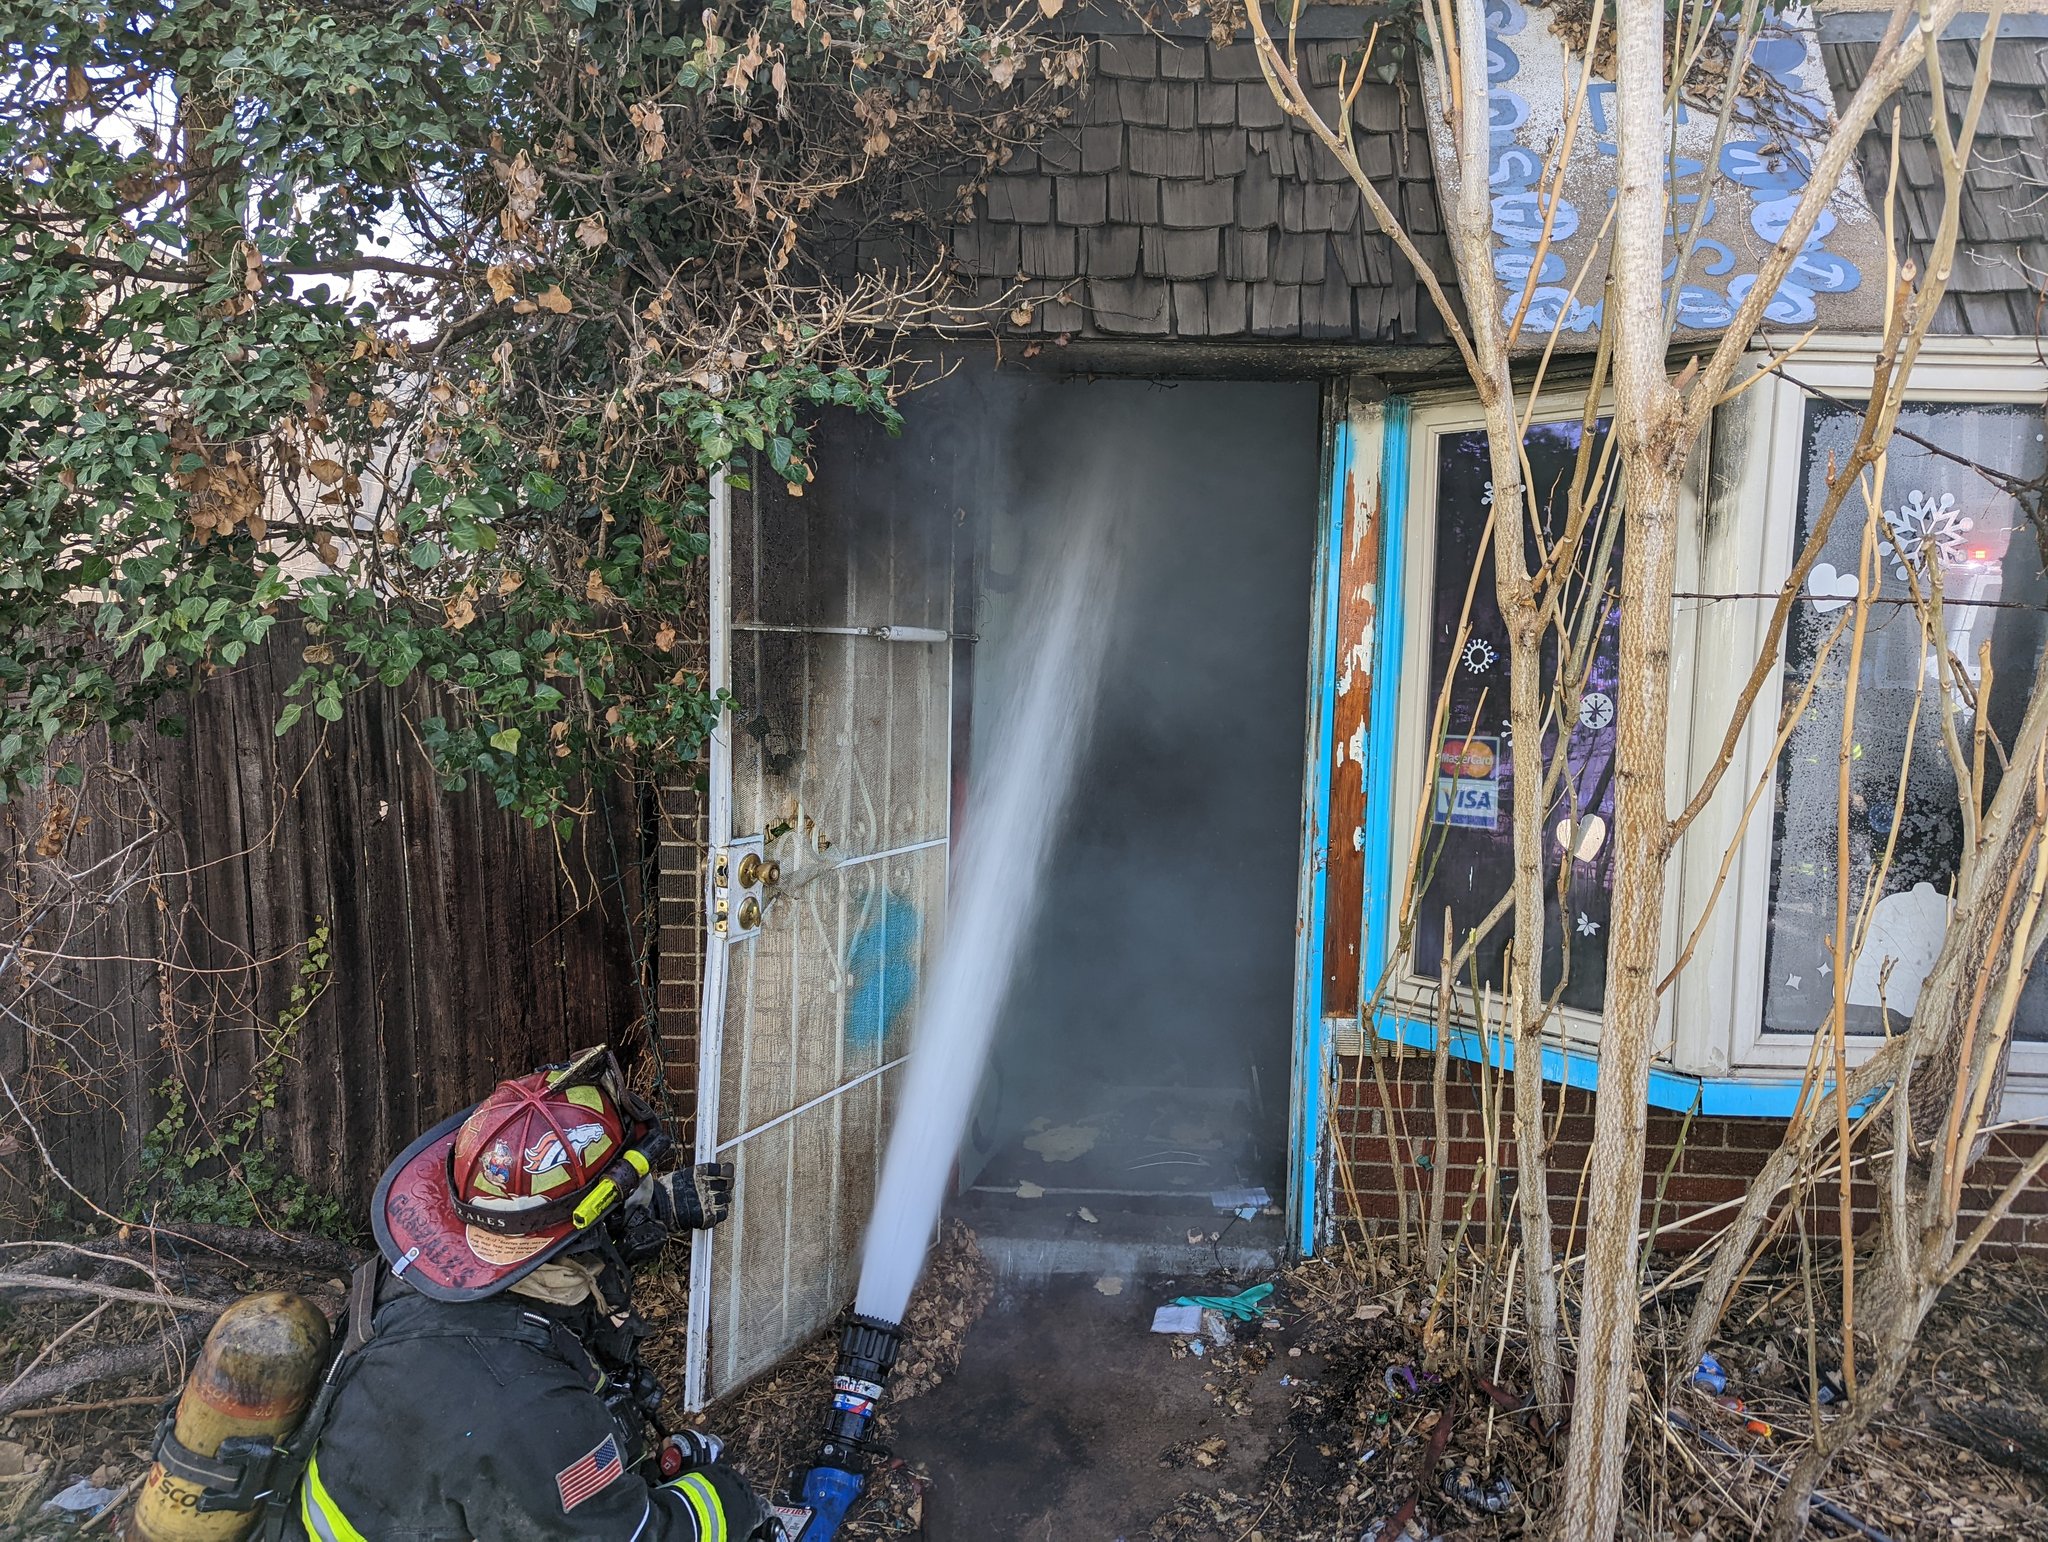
308, 457, 344, 486
536, 285, 572, 314
496, 151, 544, 242
35, 798, 71, 859
486, 264, 518, 303
445, 593, 477, 630
628, 99, 668, 163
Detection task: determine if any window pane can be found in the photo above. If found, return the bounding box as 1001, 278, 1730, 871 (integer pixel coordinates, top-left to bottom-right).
1764, 400, 2048, 1038
1411, 422, 1619, 1016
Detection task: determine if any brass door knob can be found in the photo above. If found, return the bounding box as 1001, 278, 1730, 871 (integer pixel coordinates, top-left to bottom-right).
736, 896, 763, 930
737, 853, 764, 888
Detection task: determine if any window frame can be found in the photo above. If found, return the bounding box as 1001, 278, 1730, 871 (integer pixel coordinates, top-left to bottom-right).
1385, 392, 1694, 1056
1672, 337, 2048, 1114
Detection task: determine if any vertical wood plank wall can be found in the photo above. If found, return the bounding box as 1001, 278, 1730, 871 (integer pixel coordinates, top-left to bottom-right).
1, 621, 646, 1229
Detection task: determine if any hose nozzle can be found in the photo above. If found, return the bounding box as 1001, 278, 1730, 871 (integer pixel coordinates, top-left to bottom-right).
813, 1315, 903, 1472
782, 1315, 904, 1541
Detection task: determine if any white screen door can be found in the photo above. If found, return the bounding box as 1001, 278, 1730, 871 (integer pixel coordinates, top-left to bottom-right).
684, 455, 958, 1406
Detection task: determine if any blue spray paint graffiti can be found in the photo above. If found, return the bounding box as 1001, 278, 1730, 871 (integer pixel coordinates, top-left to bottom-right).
843, 889, 923, 1053
1474, 0, 1865, 338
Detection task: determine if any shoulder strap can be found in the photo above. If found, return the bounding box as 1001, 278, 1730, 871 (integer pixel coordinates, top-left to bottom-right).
251, 1257, 386, 1542
339, 1254, 380, 1357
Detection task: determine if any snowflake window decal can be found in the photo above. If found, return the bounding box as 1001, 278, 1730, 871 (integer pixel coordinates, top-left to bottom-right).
1881, 489, 1971, 582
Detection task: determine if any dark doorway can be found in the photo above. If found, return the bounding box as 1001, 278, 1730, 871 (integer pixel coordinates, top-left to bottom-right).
958, 376, 1320, 1273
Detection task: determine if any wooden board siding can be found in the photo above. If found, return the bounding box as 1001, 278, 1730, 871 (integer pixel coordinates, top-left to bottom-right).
1, 620, 645, 1229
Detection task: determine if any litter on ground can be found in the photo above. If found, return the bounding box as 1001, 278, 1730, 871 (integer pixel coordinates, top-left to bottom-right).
1023, 1123, 1100, 1163
1171, 1282, 1274, 1321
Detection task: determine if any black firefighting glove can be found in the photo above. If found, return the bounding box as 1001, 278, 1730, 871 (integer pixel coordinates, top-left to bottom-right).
652, 1161, 735, 1231
659, 1459, 772, 1541
656, 1429, 725, 1479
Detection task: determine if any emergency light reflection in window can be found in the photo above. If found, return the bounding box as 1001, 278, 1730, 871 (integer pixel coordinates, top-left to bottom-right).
1763, 400, 2048, 1039
1412, 421, 1619, 1017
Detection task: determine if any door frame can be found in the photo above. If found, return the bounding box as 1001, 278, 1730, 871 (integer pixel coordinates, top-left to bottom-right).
683, 469, 735, 1413
1287, 382, 1354, 1259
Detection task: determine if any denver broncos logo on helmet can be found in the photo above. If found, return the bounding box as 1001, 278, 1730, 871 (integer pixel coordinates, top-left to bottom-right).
522, 1121, 610, 1176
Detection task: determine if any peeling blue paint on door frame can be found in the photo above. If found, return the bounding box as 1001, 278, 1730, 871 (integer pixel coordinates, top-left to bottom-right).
1288, 387, 1352, 1259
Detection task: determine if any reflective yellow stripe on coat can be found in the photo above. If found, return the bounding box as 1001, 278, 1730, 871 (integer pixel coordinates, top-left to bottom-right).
669, 1471, 725, 1542
299, 1455, 369, 1542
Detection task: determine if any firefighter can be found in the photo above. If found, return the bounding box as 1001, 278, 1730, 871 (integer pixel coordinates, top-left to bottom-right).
290, 1049, 771, 1542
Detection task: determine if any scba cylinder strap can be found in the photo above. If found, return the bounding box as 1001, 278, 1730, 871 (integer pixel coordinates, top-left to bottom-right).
148, 1397, 295, 1513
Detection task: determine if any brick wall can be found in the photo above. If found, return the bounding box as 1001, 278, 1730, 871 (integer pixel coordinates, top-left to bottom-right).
654, 778, 706, 1146
651, 590, 713, 1142
1333, 1048, 2048, 1258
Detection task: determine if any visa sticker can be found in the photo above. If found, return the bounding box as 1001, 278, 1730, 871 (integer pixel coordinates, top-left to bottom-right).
1432, 736, 1500, 830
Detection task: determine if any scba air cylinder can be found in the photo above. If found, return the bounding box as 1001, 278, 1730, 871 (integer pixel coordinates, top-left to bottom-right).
131, 1293, 331, 1542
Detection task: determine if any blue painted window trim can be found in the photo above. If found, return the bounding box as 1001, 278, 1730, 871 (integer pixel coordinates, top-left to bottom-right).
1348, 396, 1822, 1124
1290, 402, 1352, 1259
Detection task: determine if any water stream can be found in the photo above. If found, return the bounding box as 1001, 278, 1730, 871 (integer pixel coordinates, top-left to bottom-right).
853, 496, 1120, 1324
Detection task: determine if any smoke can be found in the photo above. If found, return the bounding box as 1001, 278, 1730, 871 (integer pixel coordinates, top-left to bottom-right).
976, 381, 1319, 1191
851, 374, 1318, 1319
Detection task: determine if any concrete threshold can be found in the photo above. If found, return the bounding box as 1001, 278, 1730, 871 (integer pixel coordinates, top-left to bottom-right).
975, 1232, 1280, 1286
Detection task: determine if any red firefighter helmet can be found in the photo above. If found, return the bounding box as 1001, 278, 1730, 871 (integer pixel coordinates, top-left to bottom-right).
373, 1048, 647, 1300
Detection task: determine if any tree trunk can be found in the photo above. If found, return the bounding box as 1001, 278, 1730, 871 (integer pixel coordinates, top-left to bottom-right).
1449, 0, 1565, 1414
1556, 0, 1682, 1533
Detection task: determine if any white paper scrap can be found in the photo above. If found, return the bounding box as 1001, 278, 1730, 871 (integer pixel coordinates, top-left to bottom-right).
1210, 1186, 1272, 1211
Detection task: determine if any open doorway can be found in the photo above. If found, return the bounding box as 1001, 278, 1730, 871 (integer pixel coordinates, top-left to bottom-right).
957, 377, 1321, 1271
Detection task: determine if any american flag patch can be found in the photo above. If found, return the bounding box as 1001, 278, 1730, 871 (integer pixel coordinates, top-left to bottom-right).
556, 1434, 624, 1512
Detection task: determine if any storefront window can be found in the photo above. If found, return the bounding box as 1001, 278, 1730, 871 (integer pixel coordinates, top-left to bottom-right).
1412, 422, 1619, 1015
1764, 400, 2048, 1038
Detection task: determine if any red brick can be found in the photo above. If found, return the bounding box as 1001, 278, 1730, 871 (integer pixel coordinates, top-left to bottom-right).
1715, 1118, 1794, 1151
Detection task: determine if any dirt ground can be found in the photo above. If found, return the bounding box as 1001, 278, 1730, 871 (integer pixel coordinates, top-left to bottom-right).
698, 1230, 2048, 1542
7, 1223, 2048, 1539
884, 1275, 1297, 1541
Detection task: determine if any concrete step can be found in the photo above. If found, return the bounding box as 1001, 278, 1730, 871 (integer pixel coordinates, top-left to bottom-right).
950, 1195, 1286, 1286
